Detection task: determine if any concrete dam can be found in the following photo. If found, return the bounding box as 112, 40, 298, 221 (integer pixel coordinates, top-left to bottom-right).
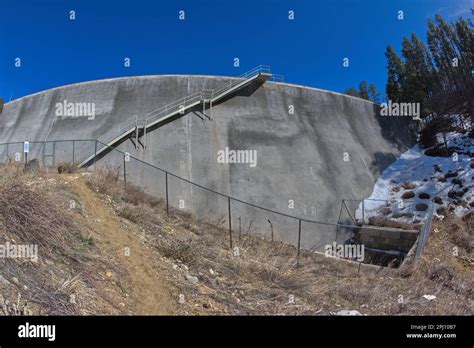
0, 71, 417, 250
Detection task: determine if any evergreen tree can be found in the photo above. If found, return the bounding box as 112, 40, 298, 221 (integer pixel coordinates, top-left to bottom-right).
427, 14, 474, 115
385, 45, 404, 103
343, 87, 359, 97
368, 84, 380, 103
401, 34, 435, 115
358, 81, 369, 100
385, 13, 472, 118
344, 83, 381, 103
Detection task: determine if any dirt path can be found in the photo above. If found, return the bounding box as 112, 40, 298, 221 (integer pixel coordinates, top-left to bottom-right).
70, 177, 175, 315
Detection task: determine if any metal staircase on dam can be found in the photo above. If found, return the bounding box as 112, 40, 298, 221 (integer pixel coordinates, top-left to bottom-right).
79, 65, 279, 167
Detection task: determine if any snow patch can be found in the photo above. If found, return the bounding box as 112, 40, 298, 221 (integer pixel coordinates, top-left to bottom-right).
357, 119, 472, 223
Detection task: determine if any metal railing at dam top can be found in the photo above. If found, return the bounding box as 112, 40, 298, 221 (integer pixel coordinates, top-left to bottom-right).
0, 139, 431, 267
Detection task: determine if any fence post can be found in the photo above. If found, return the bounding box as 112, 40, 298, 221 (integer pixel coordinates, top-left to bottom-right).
297, 219, 302, 267
52, 141, 56, 167
72, 140, 75, 164
362, 199, 365, 224
144, 115, 147, 149
94, 140, 98, 171
24, 145, 28, 172
416, 203, 435, 257
238, 217, 241, 240
337, 200, 344, 224
165, 172, 169, 217
123, 154, 127, 190
228, 197, 233, 250
268, 219, 273, 242
42, 142, 45, 165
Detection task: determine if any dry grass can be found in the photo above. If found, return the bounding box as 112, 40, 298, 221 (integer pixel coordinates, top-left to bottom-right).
0, 177, 79, 255
445, 212, 473, 252
85, 166, 122, 199
86, 167, 162, 207
0, 164, 120, 315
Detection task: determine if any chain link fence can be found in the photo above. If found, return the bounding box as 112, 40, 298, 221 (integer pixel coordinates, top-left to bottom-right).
0, 139, 434, 266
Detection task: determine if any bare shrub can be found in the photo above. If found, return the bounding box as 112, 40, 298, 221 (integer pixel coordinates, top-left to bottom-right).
117, 203, 147, 223
337, 286, 373, 304
159, 242, 197, 264
57, 162, 81, 174
0, 170, 106, 315
86, 166, 122, 200
429, 264, 454, 288
0, 182, 80, 254
87, 168, 163, 208
124, 184, 162, 207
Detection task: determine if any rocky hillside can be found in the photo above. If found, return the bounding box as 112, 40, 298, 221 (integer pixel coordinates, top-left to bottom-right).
358, 115, 472, 223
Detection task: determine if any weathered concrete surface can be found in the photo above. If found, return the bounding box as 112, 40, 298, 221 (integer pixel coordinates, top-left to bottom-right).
0, 75, 417, 249
360, 226, 419, 253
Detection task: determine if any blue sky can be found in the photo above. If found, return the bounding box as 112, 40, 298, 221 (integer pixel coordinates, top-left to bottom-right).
0, 0, 472, 101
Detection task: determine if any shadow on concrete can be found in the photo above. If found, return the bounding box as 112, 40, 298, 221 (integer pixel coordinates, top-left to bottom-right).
84, 79, 268, 166
372, 103, 418, 153
369, 151, 398, 177
212, 78, 267, 107
108, 77, 267, 146
82, 105, 205, 166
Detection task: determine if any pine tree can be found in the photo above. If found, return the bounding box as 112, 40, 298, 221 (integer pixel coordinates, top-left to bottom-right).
343, 87, 359, 97
358, 81, 369, 100
385, 45, 404, 103
368, 84, 380, 103
386, 12, 473, 120
427, 14, 474, 114
401, 33, 435, 115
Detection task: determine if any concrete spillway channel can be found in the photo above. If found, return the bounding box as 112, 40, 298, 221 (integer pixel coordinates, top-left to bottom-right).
0, 68, 417, 252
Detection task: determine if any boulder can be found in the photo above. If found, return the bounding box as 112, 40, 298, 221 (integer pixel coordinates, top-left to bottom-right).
418, 192, 431, 199
185, 273, 199, 285
415, 203, 428, 211
336, 309, 362, 316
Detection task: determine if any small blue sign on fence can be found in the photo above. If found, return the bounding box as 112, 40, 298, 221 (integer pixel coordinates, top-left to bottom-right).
23, 141, 29, 153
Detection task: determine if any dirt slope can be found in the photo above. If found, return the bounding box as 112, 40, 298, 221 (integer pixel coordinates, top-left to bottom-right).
69, 177, 175, 315
0, 165, 175, 315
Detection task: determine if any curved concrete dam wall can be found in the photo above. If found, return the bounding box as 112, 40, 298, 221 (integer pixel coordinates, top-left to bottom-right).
0, 75, 416, 249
